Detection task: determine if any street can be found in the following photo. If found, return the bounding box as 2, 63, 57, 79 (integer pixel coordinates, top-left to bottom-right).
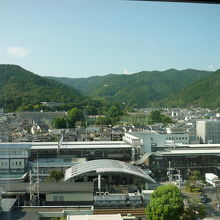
182, 186, 220, 218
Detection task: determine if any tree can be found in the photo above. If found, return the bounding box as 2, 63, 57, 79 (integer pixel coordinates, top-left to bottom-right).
95, 116, 112, 126
84, 105, 98, 116
52, 117, 67, 128
189, 170, 203, 183
147, 110, 173, 126
147, 110, 162, 125
182, 203, 206, 220
48, 170, 64, 182
160, 114, 173, 126
185, 170, 204, 192
146, 184, 184, 220
66, 107, 84, 128
106, 105, 124, 118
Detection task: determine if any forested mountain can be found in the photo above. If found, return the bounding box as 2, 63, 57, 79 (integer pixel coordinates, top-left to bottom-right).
2, 64, 217, 111
160, 69, 220, 109
48, 69, 212, 107
0, 65, 82, 111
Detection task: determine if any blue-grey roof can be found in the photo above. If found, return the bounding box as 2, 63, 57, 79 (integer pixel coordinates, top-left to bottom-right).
0, 143, 31, 149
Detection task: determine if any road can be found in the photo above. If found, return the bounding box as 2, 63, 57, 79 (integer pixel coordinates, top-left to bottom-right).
181, 185, 220, 218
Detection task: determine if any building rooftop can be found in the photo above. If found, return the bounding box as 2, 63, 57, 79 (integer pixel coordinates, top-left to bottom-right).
67, 214, 122, 220
31, 141, 132, 150
158, 148, 220, 156
0, 182, 94, 193
0, 143, 31, 149
65, 159, 156, 183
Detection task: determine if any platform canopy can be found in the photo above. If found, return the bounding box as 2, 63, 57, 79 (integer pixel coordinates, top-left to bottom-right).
65, 159, 155, 183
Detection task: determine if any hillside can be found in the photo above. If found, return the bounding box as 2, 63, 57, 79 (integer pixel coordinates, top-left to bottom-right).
48, 69, 212, 107
160, 69, 220, 109
0, 65, 82, 111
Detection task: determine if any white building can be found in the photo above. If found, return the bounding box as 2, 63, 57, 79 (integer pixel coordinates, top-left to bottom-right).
127, 131, 190, 153
196, 120, 220, 144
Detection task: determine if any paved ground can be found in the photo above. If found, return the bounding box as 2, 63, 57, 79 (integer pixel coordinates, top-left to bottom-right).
181, 185, 220, 218
0, 207, 36, 220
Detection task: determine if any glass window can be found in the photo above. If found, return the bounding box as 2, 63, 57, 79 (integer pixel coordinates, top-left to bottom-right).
9, 151, 15, 155
59, 196, 64, 201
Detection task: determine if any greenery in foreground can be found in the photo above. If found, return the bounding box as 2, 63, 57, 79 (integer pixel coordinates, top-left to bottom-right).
146, 185, 184, 220
146, 184, 206, 220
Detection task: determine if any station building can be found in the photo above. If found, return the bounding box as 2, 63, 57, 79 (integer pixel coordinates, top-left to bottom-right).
125, 132, 220, 181
0, 140, 137, 182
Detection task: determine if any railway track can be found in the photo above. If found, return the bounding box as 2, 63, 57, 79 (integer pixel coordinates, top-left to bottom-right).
94, 208, 146, 216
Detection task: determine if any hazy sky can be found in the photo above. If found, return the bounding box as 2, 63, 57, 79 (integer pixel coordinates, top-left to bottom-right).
0, 0, 220, 78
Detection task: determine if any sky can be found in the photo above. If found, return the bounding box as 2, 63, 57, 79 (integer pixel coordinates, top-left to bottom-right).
0, 0, 220, 78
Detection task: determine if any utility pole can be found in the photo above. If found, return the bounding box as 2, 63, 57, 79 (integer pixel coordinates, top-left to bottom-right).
57, 129, 64, 157
36, 159, 40, 205
167, 161, 173, 182
177, 169, 181, 188
28, 157, 40, 206
28, 170, 34, 206
86, 119, 88, 141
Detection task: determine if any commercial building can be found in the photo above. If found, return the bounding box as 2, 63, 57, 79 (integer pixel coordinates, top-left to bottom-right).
196, 120, 220, 144
123, 131, 190, 153
0, 141, 136, 182
0, 143, 31, 181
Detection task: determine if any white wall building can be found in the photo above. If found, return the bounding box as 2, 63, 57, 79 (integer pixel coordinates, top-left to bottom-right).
128, 131, 190, 153
196, 120, 220, 144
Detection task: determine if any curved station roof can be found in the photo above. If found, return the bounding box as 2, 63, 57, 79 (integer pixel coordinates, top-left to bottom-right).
65, 159, 155, 183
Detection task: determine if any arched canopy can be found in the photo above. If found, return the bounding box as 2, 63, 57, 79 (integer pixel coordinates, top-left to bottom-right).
65, 159, 155, 183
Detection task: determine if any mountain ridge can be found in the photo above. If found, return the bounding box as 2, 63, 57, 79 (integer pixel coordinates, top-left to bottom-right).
159, 68, 220, 109
0, 64, 83, 111
47, 69, 212, 107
